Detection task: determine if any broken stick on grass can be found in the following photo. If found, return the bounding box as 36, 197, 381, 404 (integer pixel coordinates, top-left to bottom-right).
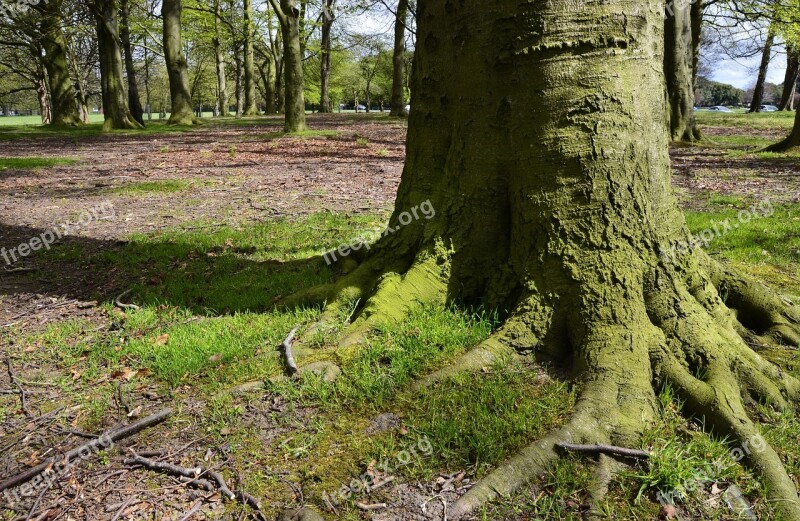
115, 288, 141, 310
124, 455, 266, 520
5, 358, 31, 418
556, 442, 651, 460
0, 408, 173, 493
279, 327, 299, 376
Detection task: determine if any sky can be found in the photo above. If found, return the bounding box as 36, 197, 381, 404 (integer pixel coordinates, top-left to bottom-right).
712, 53, 789, 89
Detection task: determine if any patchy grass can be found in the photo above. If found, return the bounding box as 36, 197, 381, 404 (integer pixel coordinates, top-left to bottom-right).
107, 179, 196, 195
0, 156, 77, 170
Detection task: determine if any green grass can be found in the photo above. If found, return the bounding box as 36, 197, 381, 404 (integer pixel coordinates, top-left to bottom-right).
695, 109, 796, 130
0, 156, 77, 170
108, 179, 195, 195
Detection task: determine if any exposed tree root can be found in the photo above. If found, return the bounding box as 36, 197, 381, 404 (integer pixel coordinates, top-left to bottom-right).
272, 238, 800, 519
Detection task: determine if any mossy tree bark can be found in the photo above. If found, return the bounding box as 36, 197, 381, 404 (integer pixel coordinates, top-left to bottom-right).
162, 0, 196, 125
120, 0, 144, 125
779, 47, 799, 111
318, 0, 334, 113
268, 0, 307, 132
212, 0, 229, 116
665, 0, 701, 141
93, 0, 142, 131
34, 65, 52, 124
242, 0, 259, 115
749, 26, 775, 113
38, 0, 81, 126
280, 0, 800, 518
388, 0, 408, 117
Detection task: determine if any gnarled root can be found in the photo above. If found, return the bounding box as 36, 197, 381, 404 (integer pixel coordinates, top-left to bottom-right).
275, 242, 800, 519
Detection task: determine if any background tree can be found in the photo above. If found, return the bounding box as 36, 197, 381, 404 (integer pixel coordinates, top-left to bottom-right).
388, 0, 407, 117
665, 0, 702, 141
268, 0, 306, 131
91, 0, 143, 129
162, 0, 197, 124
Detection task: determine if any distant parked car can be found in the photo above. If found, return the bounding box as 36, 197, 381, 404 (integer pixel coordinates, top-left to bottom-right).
357, 104, 366, 111
761, 105, 778, 112
708, 106, 732, 112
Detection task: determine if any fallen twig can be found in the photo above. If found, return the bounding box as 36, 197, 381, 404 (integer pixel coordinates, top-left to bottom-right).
278, 327, 299, 376
124, 455, 266, 521
115, 289, 141, 310
356, 502, 387, 511
0, 408, 172, 493
5, 358, 31, 418
556, 442, 650, 460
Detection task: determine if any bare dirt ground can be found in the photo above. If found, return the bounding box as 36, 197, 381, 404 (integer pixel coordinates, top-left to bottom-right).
0, 114, 798, 521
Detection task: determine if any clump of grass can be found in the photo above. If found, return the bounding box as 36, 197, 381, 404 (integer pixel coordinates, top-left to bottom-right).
0, 157, 77, 170
355, 136, 369, 147
109, 179, 193, 195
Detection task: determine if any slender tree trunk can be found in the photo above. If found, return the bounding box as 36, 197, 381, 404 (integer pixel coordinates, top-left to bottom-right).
749, 26, 775, 113
275, 56, 285, 113
94, 0, 142, 130
39, 0, 80, 125
689, 0, 703, 87
35, 65, 52, 124
389, 0, 408, 117
143, 37, 152, 120
779, 47, 799, 111
120, 0, 144, 125
242, 0, 259, 115
213, 3, 229, 117
66, 34, 90, 123
664, 0, 700, 141
162, 0, 195, 125
269, 0, 307, 131
260, 56, 276, 114
234, 51, 244, 116
319, 0, 334, 113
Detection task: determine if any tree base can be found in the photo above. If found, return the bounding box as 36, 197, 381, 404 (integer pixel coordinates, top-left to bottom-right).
277, 242, 800, 519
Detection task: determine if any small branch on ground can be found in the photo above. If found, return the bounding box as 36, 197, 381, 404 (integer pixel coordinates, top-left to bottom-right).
278, 327, 299, 376
5, 358, 31, 418
0, 408, 172, 493
124, 454, 266, 521
556, 443, 650, 460
115, 289, 141, 310
356, 502, 387, 511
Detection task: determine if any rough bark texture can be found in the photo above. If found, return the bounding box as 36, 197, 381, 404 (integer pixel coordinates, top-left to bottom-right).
318, 0, 334, 113
664, 0, 700, 141
39, 0, 80, 126
34, 66, 52, 124
259, 56, 276, 114
270, 0, 306, 131
280, 1, 800, 519
120, 0, 144, 125
389, 0, 408, 117
749, 27, 775, 113
94, 0, 142, 131
242, 0, 259, 115
780, 47, 799, 112
162, 0, 196, 125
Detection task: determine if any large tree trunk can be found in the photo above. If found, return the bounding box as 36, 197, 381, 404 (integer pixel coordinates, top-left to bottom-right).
318, 0, 334, 113
779, 47, 799, 111
269, 0, 306, 131
281, 1, 800, 519
94, 0, 142, 130
162, 0, 196, 125
749, 26, 775, 113
39, 0, 80, 126
120, 0, 144, 125
242, 0, 259, 115
389, 0, 408, 117
767, 103, 800, 151
664, 0, 700, 141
